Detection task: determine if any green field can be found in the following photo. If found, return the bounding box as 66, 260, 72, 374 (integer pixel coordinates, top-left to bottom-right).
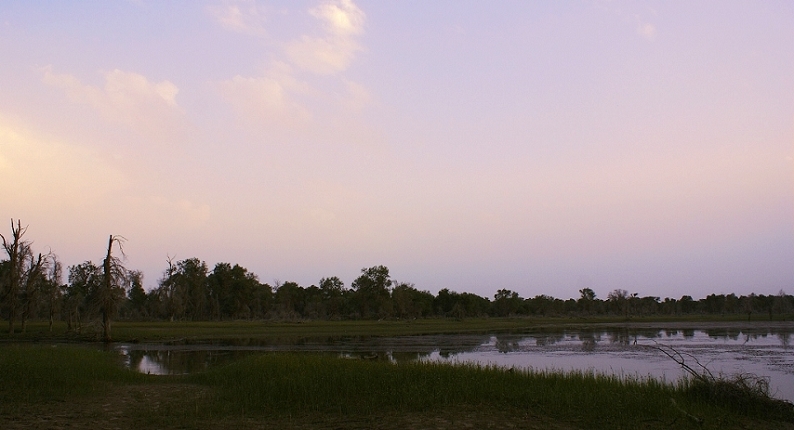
2, 314, 790, 344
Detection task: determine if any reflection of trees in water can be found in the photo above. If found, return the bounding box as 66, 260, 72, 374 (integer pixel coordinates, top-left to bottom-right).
127, 349, 256, 374
578, 330, 600, 352
705, 328, 743, 340
665, 330, 678, 337
605, 328, 661, 345
777, 331, 791, 349
608, 328, 630, 345
390, 351, 431, 363
769, 327, 793, 349
433, 335, 492, 357
682, 329, 695, 339
495, 336, 521, 353
636, 329, 663, 339
534, 333, 564, 347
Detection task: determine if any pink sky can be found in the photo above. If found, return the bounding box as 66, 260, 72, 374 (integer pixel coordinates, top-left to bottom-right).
1, 1, 793, 300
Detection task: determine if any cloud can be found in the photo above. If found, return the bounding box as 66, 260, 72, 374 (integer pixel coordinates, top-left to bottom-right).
637, 21, 656, 40
215, 1, 371, 136
41, 66, 185, 141
218, 62, 312, 127
0, 115, 128, 210
310, 0, 365, 36
286, 0, 365, 75
207, 0, 268, 37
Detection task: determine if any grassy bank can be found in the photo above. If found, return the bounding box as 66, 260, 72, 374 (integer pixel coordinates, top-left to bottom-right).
0, 345, 792, 429
3, 314, 792, 344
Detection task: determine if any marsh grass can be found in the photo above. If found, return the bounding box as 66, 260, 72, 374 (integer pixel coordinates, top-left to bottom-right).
186, 353, 782, 428
0, 345, 147, 403
1, 346, 792, 429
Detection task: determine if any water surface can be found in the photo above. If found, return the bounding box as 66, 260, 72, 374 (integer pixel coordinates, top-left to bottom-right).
117, 322, 794, 402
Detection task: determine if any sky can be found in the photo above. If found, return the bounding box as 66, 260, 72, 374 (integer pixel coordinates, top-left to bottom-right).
1, 0, 793, 301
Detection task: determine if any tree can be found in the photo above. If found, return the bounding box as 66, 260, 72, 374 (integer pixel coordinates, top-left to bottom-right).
156, 257, 210, 321
392, 282, 433, 319
351, 265, 392, 319
1, 219, 31, 334
493, 289, 521, 316
274, 281, 305, 318
607, 289, 629, 317
93, 235, 129, 342
319, 276, 345, 318
578, 288, 596, 314
65, 261, 100, 332
20, 252, 45, 333
207, 263, 262, 320
41, 253, 63, 332
126, 270, 147, 318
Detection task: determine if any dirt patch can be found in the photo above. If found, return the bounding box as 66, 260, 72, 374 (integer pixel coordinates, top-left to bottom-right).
0, 384, 207, 430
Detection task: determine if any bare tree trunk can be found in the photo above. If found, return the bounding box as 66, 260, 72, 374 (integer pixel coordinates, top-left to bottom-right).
102, 235, 113, 342
20, 253, 43, 334
1, 220, 27, 335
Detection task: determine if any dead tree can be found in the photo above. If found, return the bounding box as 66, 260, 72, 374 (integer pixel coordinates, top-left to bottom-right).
20, 253, 44, 333
1, 219, 30, 334
98, 235, 128, 342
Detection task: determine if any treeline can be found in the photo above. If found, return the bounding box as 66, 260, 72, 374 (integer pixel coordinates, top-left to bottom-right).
2, 220, 794, 335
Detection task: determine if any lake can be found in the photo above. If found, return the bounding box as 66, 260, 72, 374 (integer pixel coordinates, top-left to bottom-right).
117, 322, 794, 402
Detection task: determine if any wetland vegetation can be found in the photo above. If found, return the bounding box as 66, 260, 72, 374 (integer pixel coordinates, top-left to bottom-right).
1, 344, 793, 429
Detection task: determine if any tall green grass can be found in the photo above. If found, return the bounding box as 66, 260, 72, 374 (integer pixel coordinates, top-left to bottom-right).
186, 353, 749, 428
1, 346, 791, 429
0, 345, 146, 403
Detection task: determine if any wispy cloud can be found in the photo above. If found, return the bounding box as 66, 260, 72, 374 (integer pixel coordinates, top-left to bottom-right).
286, 0, 365, 75
207, 0, 268, 37
215, 1, 371, 134
637, 20, 656, 40
41, 66, 185, 142
0, 115, 128, 209
218, 61, 312, 128
311, 0, 365, 36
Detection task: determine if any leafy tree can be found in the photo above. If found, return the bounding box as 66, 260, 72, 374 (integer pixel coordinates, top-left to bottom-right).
156, 257, 210, 321
207, 263, 262, 320
319, 276, 345, 318
526, 294, 558, 316
434, 288, 457, 316
65, 261, 101, 332
458, 292, 491, 317
41, 253, 63, 332
392, 282, 433, 319
274, 281, 305, 318
607, 289, 630, 317
492, 289, 521, 316
351, 265, 392, 319
773, 290, 792, 316
578, 288, 596, 314
678, 295, 696, 314
302, 284, 325, 319
126, 270, 147, 318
